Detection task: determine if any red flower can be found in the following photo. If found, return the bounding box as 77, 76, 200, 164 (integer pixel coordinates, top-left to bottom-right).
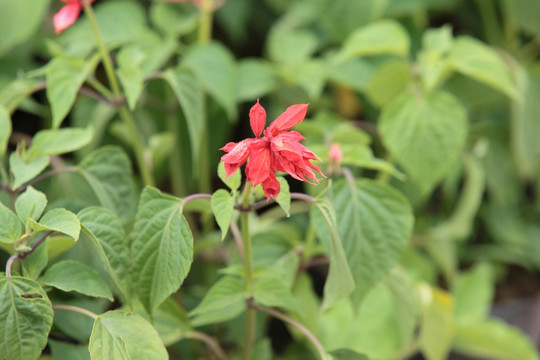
54, 0, 95, 34
220, 100, 323, 200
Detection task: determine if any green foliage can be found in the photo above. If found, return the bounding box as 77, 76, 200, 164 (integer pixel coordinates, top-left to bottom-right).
41, 260, 113, 300
211, 189, 235, 240
0, 200, 22, 244
131, 187, 193, 314
0, 275, 53, 360
15, 186, 47, 226
89, 310, 168, 360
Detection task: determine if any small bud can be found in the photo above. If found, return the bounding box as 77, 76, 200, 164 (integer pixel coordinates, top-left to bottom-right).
328, 143, 343, 176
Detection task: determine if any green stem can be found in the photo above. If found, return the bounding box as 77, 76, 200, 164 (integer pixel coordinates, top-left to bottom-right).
474, 0, 501, 46
53, 304, 98, 320
240, 183, 255, 360
86, 76, 113, 100
250, 303, 327, 360
198, 0, 214, 44
186, 330, 227, 360
82, 0, 154, 187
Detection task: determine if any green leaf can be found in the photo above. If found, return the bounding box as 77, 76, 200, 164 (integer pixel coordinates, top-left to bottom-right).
236, 59, 277, 101
254, 274, 300, 314
150, 2, 199, 36
332, 179, 414, 306
22, 239, 48, 279
9, 152, 49, 189
49, 340, 90, 360
385, 267, 419, 346
41, 260, 113, 300
448, 37, 518, 99
276, 177, 291, 217
162, 67, 205, 165
31, 208, 80, 240
217, 161, 241, 191
328, 349, 370, 360
78, 207, 131, 303
311, 198, 355, 310
0, 0, 50, 56
46, 55, 100, 128
507, 0, 540, 36
0, 275, 53, 360
0, 78, 43, 113
0, 106, 11, 157
341, 20, 410, 58
15, 186, 47, 225
379, 90, 467, 195
89, 310, 168, 360
117, 46, 146, 110
211, 189, 235, 240
419, 287, 455, 360
454, 319, 540, 360
268, 27, 319, 66
0, 201, 22, 244
189, 275, 246, 326
131, 187, 193, 313
366, 59, 410, 107
26, 127, 93, 162
77, 147, 137, 224
184, 42, 237, 119
326, 57, 374, 92
454, 263, 493, 325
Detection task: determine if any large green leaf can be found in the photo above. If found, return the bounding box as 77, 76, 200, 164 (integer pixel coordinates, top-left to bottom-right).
448, 37, 518, 99
454, 319, 540, 360
15, 186, 47, 226
77, 147, 137, 224
341, 20, 410, 58
454, 264, 493, 325
46, 55, 100, 128
41, 260, 113, 301
419, 287, 455, 360
0, 275, 53, 360
131, 187, 193, 313
162, 67, 205, 165
183, 42, 237, 119
311, 198, 355, 310
211, 189, 235, 240
331, 179, 413, 306
49, 340, 90, 360
26, 127, 93, 162
0, 105, 10, 157
31, 208, 80, 241
267, 27, 319, 66
236, 59, 277, 101
78, 207, 131, 302
89, 310, 168, 360
0, 0, 50, 56
254, 274, 300, 314
189, 275, 246, 326
379, 90, 467, 195
0, 78, 43, 114
0, 200, 22, 244
9, 152, 49, 189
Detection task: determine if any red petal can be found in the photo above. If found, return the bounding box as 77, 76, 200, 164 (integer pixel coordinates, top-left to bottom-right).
220, 139, 253, 177
245, 140, 271, 185
265, 104, 308, 136
54, 3, 82, 34
261, 172, 280, 201
249, 99, 266, 138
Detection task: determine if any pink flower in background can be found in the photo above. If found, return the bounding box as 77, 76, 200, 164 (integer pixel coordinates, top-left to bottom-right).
54, 0, 95, 34
221, 100, 323, 200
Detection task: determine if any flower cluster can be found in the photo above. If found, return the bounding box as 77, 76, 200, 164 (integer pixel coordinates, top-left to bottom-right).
221, 100, 323, 200
54, 0, 95, 34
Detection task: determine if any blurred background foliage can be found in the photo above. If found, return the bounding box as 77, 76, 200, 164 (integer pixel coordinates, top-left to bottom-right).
1, 0, 540, 359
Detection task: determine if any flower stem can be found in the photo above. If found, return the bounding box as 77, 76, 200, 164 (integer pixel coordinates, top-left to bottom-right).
249, 303, 327, 360
198, 0, 214, 44
82, 0, 154, 187
186, 330, 228, 360
240, 183, 255, 360
53, 304, 98, 320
